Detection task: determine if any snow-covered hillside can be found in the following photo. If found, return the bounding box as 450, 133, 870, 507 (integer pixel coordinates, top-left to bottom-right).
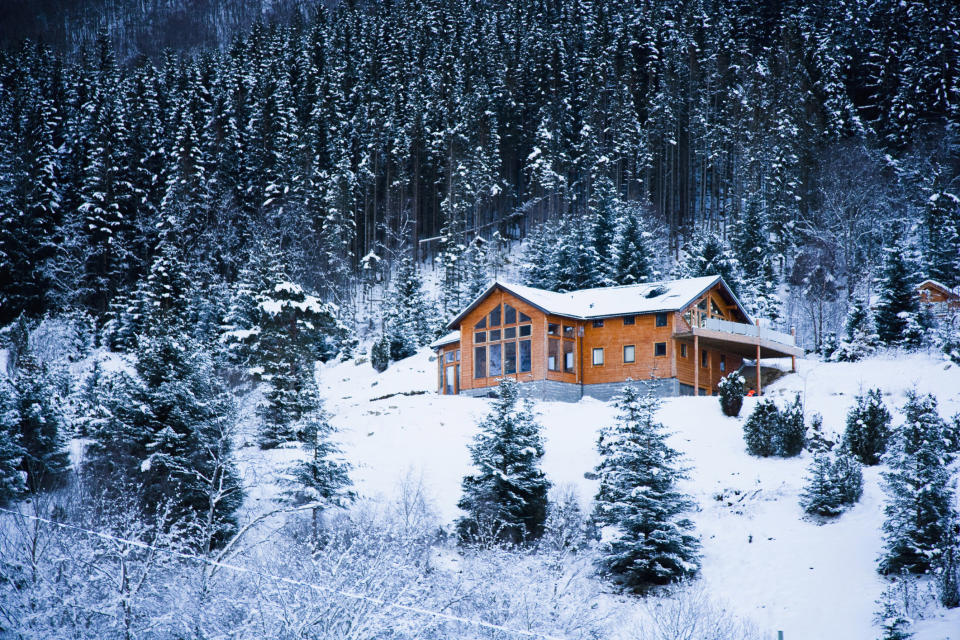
300, 351, 960, 640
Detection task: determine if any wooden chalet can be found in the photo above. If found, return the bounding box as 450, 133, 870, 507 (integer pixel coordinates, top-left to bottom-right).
431, 276, 803, 401
917, 279, 960, 319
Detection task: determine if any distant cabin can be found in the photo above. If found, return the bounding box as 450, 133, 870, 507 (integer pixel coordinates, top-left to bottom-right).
431, 276, 803, 402
917, 279, 960, 319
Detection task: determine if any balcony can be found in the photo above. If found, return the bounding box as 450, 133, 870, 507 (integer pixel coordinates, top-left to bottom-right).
675, 316, 804, 360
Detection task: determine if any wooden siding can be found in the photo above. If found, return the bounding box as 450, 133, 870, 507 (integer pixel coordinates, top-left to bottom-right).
581, 312, 675, 384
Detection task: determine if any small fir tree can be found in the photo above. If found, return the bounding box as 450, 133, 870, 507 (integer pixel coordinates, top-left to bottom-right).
832, 297, 878, 362
717, 372, 745, 417
934, 516, 960, 609
593, 384, 701, 592
281, 407, 354, 542
743, 399, 779, 457
384, 256, 436, 360
457, 379, 550, 545
800, 452, 845, 517
775, 394, 806, 457
370, 334, 391, 373
462, 237, 490, 303
0, 417, 26, 506
880, 391, 955, 575
875, 236, 920, 345
832, 451, 865, 506
843, 388, 893, 466
806, 413, 833, 453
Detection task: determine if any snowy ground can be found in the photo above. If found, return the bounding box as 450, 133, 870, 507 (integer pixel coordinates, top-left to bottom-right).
252, 349, 960, 640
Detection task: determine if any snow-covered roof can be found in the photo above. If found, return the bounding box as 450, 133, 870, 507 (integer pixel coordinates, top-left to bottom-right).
447, 275, 750, 330
430, 331, 461, 349
917, 279, 960, 298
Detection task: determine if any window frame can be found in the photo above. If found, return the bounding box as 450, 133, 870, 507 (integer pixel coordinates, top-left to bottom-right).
592, 319, 605, 328
592, 348, 604, 366
623, 344, 636, 364
655, 312, 668, 327
623, 315, 635, 326
701, 349, 709, 368
654, 342, 667, 357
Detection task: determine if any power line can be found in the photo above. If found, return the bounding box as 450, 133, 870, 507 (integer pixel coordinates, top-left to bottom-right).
0, 506, 569, 640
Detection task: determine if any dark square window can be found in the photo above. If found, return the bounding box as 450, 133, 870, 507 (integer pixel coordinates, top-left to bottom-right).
654, 342, 667, 357
655, 312, 668, 327
592, 319, 604, 328
563, 325, 575, 338
548, 323, 559, 336
489, 329, 501, 342
519, 325, 532, 337
623, 316, 635, 325
474, 332, 486, 343
504, 327, 516, 339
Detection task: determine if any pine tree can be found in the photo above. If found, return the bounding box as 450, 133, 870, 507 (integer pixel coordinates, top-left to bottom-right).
800, 452, 844, 517
384, 256, 435, 361
934, 515, 960, 609
457, 379, 550, 545
462, 237, 490, 303
0, 401, 27, 505
2, 353, 71, 492
743, 399, 779, 457
843, 389, 892, 466
85, 334, 244, 546
370, 334, 391, 373
832, 451, 865, 507
875, 235, 920, 346
833, 297, 878, 362
678, 233, 742, 297
281, 405, 353, 541
520, 223, 560, 291
880, 391, 955, 575
593, 384, 700, 592
776, 394, 806, 457
610, 201, 657, 286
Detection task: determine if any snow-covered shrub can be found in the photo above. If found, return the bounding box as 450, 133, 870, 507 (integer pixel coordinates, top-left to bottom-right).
541, 484, 589, 553
638, 587, 765, 640
832, 298, 877, 362
843, 388, 892, 465
717, 373, 745, 417
935, 525, 960, 609
743, 399, 779, 457
806, 412, 834, 453
937, 317, 960, 365
800, 451, 862, 517
776, 394, 806, 457
819, 331, 839, 361
371, 334, 390, 372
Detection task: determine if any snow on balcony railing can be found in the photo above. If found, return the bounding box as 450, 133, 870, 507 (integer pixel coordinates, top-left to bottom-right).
703, 317, 795, 346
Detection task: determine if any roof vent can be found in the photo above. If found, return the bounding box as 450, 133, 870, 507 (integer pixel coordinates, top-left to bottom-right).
645, 285, 667, 298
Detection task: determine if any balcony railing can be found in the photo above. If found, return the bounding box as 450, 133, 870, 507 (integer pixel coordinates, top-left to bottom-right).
702, 317, 796, 346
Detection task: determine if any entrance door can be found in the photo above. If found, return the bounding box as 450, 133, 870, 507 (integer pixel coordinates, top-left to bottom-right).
445, 365, 458, 395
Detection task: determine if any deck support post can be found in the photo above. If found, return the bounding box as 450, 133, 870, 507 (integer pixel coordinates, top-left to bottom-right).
790, 326, 797, 372
755, 320, 762, 397
693, 335, 699, 396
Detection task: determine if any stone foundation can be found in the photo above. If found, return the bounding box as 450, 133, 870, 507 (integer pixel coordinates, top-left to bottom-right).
460, 377, 682, 403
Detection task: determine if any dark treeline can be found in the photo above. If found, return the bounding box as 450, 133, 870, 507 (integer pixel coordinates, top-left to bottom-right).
1, 0, 959, 334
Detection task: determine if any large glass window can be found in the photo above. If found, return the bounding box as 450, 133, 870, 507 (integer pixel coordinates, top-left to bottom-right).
563, 341, 575, 373
548, 339, 560, 371
519, 340, 532, 372
489, 343, 502, 376
592, 348, 604, 366
489, 329, 501, 342
474, 346, 486, 378
504, 341, 517, 375
475, 317, 486, 329
505, 304, 517, 325
624, 345, 636, 363
504, 327, 516, 339
489, 306, 501, 327
445, 351, 455, 363
519, 325, 532, 337
474, 332, 486, 343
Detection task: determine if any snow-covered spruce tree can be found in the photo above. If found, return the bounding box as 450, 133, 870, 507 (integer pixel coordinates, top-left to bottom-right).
85, 332, 244, 547
457, 379, 550, 545
819, 331, 839, 361
610, 201, 657, 286
0, 353, 71, 492
806, 413, 833, 453
717, 372, 745, 417
775, 394, 806, 457
281, 406, 354, 542
519, 222, 559, 291
743, 399, 779, 457
0, 406, 26, 505
832, 297, 878, 362
384, 256, 436, 361
879, 391, 955, 575
553, 216, 596, 293
800, 448, 863, 518
800, 452, 844, 517
935, 515, 960, 609
593, 384, 700, 592
875, 235, 921, 346
370, 334, 391, 373
462, 237, 490, 303
938, 318, 960, 365
843, 388, 892, 466
435, 219, 467, 320
678, 233, 742, 297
